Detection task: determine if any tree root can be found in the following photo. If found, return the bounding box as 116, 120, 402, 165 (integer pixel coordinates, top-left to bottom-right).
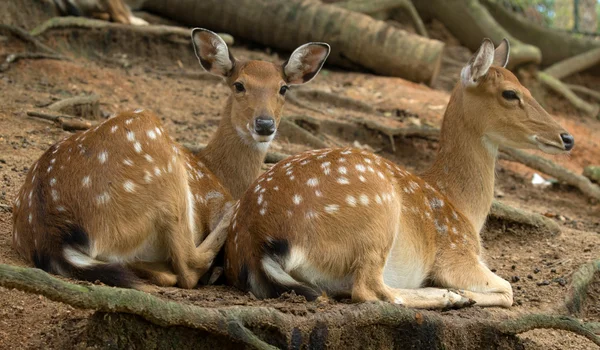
538, 72, 599, 118
290, 89, 379, 115
335, 0, 428, 37
501, 147, 600, 202
0, 52, 69, 72
30, 17, 234, 45
544, 48, 600, 80
0, 24, 60, 54
47, 94, 99, 112
564, 259, 600, 317
278, 119, 329, 149
27, 111, 95, 131
489, 201, 561, 235
0, 263, 598, 348
567, 84, 600, 103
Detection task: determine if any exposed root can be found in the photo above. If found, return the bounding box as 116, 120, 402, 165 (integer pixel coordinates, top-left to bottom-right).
30, 17, 234, 45
278, 119, 329, 149
567, 84, 600, 103
489, 201, 561, 235
291, 89, 378, 115
564, 259, 600, 317
544, 48, 600, 80
501, 147, 600, 202
335, 0, 428, 37
182, 143, 290, 164
0, 263, 598, 348
47, 94, 99, 112
0, 52, 69, 72
538, 72, 599, 118
0, 24, 60, 54
27, 111, 95, 131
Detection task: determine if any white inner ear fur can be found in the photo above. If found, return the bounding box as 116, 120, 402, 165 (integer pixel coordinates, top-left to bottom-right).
284, 43, 328, 85
192, 30, 233, 76
461, 40, 495, 87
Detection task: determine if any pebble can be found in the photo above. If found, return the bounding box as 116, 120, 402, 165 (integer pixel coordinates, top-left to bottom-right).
536, 280, 550, 286
511, 276, 520, 283
533, 267, 540, 274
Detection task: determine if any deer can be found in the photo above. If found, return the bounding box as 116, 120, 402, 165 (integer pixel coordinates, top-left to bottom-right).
223, 38, 575, 308
53, 0, 149, 25
11, 28, 330, 290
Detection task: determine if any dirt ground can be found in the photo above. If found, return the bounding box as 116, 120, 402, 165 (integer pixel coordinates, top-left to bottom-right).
0, 8, 599, 350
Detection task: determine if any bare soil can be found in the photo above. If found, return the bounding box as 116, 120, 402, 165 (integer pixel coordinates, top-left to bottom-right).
0, 11, 599, 350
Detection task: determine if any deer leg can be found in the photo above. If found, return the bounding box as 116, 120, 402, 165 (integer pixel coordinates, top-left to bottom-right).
434, 255, 513, 307
190, 202, 235, 273
128, 261, 178, 287
103, 0, 131, 24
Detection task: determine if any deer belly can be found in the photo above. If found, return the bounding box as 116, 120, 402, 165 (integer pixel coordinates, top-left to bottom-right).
382, 237, 429, 289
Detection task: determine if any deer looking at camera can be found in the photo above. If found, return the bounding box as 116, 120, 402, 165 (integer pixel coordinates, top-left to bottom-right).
11, 28, 330, 289
224, 39, 574, 308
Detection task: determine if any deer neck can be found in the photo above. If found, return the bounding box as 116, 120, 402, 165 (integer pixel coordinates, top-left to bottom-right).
198, 97, 268, 199
421, 88, 497, 233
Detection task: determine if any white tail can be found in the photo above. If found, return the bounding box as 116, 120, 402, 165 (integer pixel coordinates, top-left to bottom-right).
224, 38, 574, 308
11, 28, 330, 289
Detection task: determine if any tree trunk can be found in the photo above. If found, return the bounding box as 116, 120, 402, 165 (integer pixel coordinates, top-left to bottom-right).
140, 0, 444, 84
482, 0, 600, 66
413, 0, 541, 68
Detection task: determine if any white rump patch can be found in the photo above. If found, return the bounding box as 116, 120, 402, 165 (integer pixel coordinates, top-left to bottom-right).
64, 247, 94, 268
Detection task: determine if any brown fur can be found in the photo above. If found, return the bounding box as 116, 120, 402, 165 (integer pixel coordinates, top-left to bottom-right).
11, 29, 330, 289
224, 42, 572, 308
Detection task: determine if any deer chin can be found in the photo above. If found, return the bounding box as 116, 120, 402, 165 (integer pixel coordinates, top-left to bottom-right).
533, 135, 567, 155
251, 132, 275, 143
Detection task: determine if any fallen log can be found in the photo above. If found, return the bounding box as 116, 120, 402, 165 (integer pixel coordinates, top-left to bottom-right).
0, 263, 598, 348
141, 0, 444, 84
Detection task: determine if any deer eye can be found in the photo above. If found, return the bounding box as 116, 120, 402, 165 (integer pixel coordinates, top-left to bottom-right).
233, 82, 245, 93
502, 90, 518, 100
279, 85, 289, 96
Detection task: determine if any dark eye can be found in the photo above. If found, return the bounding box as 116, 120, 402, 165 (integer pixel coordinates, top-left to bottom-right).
233, 82, 245, 93
279, 85, 289, 96
502, 90, 518, 100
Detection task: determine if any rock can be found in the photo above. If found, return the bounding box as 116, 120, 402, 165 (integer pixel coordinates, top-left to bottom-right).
583, 166, 600, 183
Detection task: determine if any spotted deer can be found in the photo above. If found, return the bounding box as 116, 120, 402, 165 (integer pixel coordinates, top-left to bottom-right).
224, 39, 575, 308
53, 0, 149, 25
11, 28, 330, 289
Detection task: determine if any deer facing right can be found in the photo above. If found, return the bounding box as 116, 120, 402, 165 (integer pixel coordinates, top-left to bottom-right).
223, 38, 574, 308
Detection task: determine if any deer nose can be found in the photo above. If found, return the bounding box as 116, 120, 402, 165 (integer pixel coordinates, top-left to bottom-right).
560, 133, 574, 151
254, 116, 276, 136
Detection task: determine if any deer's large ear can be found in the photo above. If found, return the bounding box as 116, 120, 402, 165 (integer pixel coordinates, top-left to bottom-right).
191, 28, 235, 77
283, 43, 330, 85
461, 38, 495, 87
493, 38, 510, 68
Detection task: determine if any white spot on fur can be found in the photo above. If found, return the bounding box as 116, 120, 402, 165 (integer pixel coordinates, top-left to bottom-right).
430, 198, 444, 209
325, 204, 339, 213
123, 159, 134, 166
50, 158, 56, 164
28, 213, 32, 224
123, 181, 136, 193
144, 171, 153, 183
205, 191, 224, 201
257, 194, 264, 205
260, 208, 267, 215
375, 194, 382, 204
346, 195, 357, 207
98, 151, 108, 164
341, 149, 352, 155
359, 194, 369, 206
126, 131, 136, 142
82, 176, 91, 188
293, 194, 302, 205
355, 164, 366, 172
274, 186, 279, 191
125, 119, 133, 125
96, 192, 110, 205
47, 166, 53, 173
147, 130, 157, 139
155, 127, 162, 136
57, 206, 66, 212
144, 154, 154, 163
134, 108, 144, 114
51, 189, 59, 202
358, 175, 367, 183
377, 171, 385, 179
50, 178, 56, 187
254, 184, 261, 193
154, 167, 161, 176
111, 125, 119, 133
307, 178, 319, 187
134, 142, 142, 153
338, 166, 347, 175
337, 177, 350, 185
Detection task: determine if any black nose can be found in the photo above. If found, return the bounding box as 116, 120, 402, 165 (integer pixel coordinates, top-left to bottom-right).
560, 133, 574, 151
254, 116, 276, 136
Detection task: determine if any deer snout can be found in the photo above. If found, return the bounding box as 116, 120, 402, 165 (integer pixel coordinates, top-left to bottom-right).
560, 133, 574, 151
254, 116, 276, 136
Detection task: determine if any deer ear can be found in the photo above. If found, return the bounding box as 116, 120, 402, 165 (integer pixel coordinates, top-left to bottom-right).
191, 28, 235, 77
283, 43, 330, 85
461, 38, 495, 87
493, 38, 510, 68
